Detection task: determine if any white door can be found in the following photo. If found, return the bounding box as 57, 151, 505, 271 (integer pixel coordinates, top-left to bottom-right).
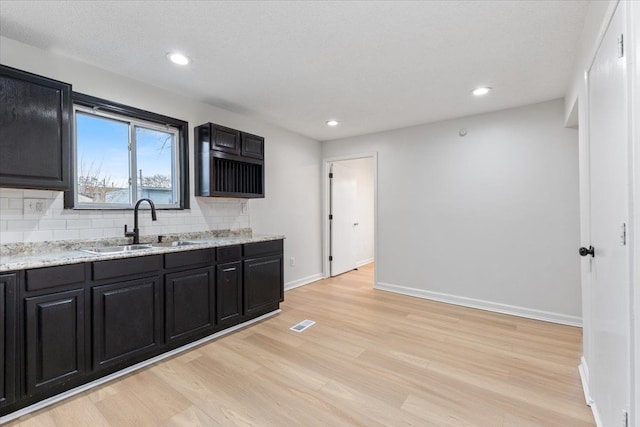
330, 162, 358, 276
585, 5, 630, 426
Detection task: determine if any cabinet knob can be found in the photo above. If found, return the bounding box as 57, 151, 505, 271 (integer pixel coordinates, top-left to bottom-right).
579, 246, 595, 257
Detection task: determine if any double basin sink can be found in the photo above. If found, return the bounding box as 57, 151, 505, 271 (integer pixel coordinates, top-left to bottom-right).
77, 240, 205, 256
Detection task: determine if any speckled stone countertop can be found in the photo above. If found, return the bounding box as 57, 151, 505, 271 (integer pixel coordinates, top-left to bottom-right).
0, 229, 285, 272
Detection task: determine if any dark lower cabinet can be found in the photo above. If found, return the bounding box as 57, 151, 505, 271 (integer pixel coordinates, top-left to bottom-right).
216, 261, 242, 325
2, 239, 285, 417
244, 255, 283, 315
165, 267, 215, 343
92, 276, 162, 370
24, 289, 85, 394
0, 273, 17, 407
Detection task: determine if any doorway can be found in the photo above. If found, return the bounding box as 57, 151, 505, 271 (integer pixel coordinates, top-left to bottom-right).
323, 153, 377, 284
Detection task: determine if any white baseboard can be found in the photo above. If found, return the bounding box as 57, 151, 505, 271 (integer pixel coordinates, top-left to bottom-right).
0, 310, 281, 424
375, 282, 582, 327
285, 273, 323, 291
579, 357, 602, 427
356, 258, 374, 268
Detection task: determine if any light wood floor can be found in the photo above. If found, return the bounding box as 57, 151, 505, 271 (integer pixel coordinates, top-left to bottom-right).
5, 263, 594, 426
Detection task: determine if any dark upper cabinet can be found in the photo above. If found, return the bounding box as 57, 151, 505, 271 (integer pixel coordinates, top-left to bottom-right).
165, 267, 215, 344
195, 122, 265, 198
0, 273, 16, 407
24, 289, 85, 394
92, 276, 162, 370
0, 65, 71, 190
216, 261, 243, 325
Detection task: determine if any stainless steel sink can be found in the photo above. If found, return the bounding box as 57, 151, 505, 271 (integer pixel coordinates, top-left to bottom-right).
77, 244, 153, 255
152, 240, 203, 248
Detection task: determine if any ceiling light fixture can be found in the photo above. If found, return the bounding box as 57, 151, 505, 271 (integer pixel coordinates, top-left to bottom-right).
326, 120, 339, 127
167, 52, 190, 66
472, 87, 492, 96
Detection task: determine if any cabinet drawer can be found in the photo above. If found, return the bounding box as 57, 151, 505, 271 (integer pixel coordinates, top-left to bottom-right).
26, 263, 85, 292
93, 255, 162, 281
244, 240, 283, 257
164, 249, 213, 270
216, 245, 242, 262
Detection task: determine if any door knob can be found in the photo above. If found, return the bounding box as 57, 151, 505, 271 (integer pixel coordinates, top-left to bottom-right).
579, 246, 595, 257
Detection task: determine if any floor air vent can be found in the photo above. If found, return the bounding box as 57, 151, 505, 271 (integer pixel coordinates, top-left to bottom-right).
290, 319, 315, 332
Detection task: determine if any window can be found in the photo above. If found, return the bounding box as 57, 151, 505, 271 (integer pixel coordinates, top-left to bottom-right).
66, 93, 189, 209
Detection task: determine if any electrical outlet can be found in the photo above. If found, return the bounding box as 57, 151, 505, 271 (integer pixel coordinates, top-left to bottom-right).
290, 257, 295, 267
24, 198, 48, 214
241, 202, 248, 213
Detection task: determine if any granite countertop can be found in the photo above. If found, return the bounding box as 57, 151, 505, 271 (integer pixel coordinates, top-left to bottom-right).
0, 230, 285, 272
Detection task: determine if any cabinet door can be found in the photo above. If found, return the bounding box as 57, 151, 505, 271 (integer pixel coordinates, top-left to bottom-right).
0, 274, 16, 407
211, 124, 240, 155
0, 65, 71, 190
216, 261, 242, 325
24, 289, 85, 394
240, 132, 264, 159
92, 277, 162, 370
244, 255, 283, 316
165, 267, 215, 343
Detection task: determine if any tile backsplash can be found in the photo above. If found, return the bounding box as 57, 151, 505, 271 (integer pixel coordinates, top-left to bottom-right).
0, 188, 249, 244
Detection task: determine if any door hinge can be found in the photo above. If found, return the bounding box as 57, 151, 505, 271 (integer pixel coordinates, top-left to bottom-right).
621, 223, 627, 246
329, 214, 333, 220
622, 410, 628, 427
329, 172, 333, 179
617, 34, 624, 58
329, 255, 333, 262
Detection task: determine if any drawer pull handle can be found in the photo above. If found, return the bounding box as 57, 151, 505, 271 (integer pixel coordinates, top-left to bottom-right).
223, 267, 236, 272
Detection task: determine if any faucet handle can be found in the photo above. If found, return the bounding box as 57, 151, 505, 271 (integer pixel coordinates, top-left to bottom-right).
124, 224, 135, 238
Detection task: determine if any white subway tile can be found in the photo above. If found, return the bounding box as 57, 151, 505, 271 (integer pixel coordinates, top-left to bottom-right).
38, 219, 67, 230
78, 229, 104, 239
23, 189, 54, 199
66, 219, 93, 229
0, 198, 8, 209
8, 198, 23, 210
24, 230, 53, 242
0, 231, 24, 244
7, 220, 38, 232
0, 209, 24, 220
92, 219, 115, 228
53, 229, 80, 240
0, 189, 23, 198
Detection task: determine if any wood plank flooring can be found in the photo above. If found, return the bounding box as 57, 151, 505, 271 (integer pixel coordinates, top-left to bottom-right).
5, 263, 594, 426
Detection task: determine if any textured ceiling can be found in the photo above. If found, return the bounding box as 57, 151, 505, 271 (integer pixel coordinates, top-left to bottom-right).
0, 1, 588, 141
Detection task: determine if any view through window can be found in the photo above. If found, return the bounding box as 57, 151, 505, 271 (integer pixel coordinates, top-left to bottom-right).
74, 107, 180, 208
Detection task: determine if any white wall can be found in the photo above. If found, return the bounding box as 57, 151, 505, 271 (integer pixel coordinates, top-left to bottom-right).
0, 36, 323, 288
336, 158, 374, 266
323, 99, 581, 324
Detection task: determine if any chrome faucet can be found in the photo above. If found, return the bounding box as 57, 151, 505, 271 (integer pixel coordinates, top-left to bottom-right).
124, 198, 157, 244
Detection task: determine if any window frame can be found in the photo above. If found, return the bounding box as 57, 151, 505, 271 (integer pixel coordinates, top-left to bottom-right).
65, 92, 190, 210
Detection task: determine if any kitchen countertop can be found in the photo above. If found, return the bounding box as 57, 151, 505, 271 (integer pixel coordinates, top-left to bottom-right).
0, 232, 285, 272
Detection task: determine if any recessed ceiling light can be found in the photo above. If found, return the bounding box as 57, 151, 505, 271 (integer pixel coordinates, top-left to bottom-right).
167, 52, 190, 66
472, 87, 492, 96
326, 120, 339, 127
